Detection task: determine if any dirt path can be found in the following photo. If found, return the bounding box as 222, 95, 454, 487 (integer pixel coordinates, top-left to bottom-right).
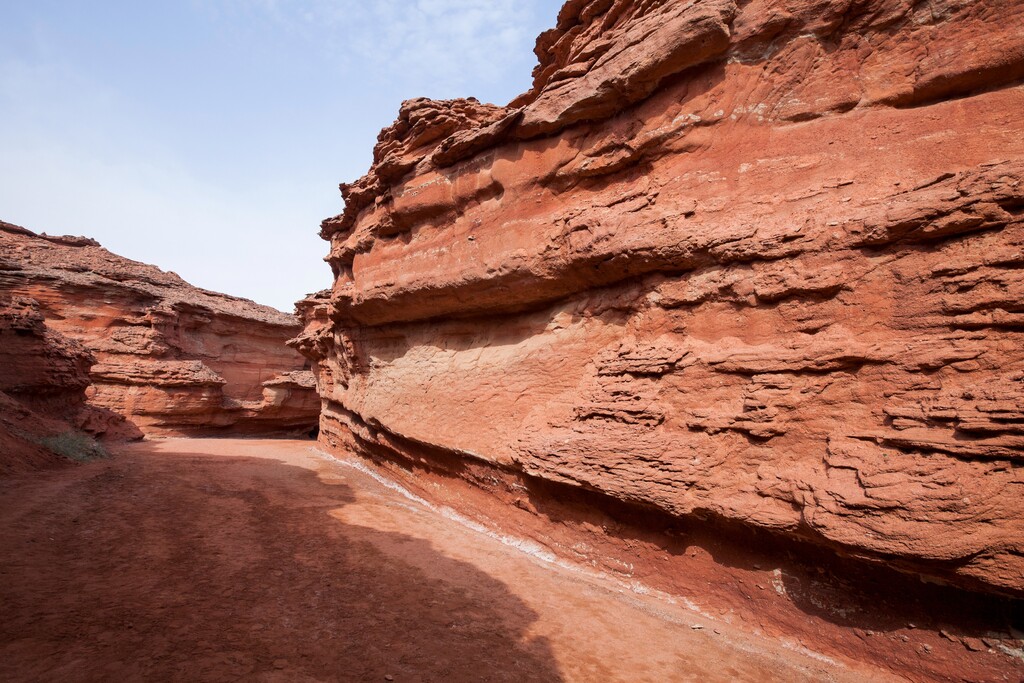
0, 439, 898, 682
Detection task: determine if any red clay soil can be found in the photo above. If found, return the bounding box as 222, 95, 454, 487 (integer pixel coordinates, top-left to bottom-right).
0, 439, 899, 682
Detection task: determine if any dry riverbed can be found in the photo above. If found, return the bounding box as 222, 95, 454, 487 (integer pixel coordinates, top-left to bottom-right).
0, 439, 900, 682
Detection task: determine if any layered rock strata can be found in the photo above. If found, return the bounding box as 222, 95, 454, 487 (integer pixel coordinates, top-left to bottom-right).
0, 297, 109, 473
0, 221, 318, 437
298, 0, 1024, 606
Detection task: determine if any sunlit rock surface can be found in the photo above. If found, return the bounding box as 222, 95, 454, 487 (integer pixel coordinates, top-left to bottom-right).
1, 221, 319, 437
296, 0, 1024, 600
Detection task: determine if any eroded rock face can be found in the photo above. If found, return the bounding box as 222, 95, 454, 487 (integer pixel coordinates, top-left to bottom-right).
0, 297, 111, 473
0, 297, 93, 413
298, 0, 1024, 599
1, 222, 319, 437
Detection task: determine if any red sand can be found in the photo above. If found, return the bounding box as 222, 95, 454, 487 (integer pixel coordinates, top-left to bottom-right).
0, 438, 895, 682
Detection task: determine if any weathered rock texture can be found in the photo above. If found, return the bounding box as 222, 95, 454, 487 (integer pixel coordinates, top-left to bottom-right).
0, 297, 109, 473
300, 0, 1024, 613
0, 221, 318, 437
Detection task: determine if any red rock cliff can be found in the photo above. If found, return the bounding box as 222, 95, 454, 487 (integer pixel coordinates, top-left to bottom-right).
0, 297, 110, 473
299, 0, 1024, 601
1, 221, 319, 437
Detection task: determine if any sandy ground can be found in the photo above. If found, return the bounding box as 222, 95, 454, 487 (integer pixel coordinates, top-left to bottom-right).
0, 439, 899, 682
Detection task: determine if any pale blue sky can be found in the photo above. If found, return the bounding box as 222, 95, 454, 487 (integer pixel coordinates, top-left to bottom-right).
0, 1, 561, 311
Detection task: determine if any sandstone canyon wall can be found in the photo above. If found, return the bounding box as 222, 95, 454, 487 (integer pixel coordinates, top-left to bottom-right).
0, 221, 318, 438
0, 297, 109, 474
297, 0, 1024, 602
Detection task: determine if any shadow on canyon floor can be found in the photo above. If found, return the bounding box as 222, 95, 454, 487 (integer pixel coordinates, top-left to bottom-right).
0, 449, 563, 682
353, 425, 1024, 655
519, 474, 1024, 638
512, 470, 1022, 636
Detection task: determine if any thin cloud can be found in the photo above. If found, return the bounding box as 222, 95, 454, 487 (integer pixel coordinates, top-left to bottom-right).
198, 0, 543, 98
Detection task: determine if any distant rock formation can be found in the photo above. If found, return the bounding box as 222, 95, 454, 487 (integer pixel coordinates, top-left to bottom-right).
1, 221, 319, 438
295, 0, 1024, 605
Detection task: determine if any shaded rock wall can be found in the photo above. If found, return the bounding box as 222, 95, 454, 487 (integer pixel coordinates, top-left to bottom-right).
0, 297, 93, 416
0, 222, 318, 437
297, 0, 1024, 601
0, 297, 109, 473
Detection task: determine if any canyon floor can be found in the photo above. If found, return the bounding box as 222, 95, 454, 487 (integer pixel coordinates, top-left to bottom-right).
0, 439, 901, 682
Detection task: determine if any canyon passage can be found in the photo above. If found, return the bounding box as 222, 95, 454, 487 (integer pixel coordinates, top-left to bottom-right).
3, 0, 1024, 681
0, 438, 891, 682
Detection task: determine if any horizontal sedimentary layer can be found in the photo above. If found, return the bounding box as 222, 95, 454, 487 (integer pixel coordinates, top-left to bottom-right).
0, 221, 296, 326
298, 0, 1024, 606
1, 222, 319, 437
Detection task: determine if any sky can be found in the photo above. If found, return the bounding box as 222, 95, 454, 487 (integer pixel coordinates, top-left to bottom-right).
0, 0, 562, 312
